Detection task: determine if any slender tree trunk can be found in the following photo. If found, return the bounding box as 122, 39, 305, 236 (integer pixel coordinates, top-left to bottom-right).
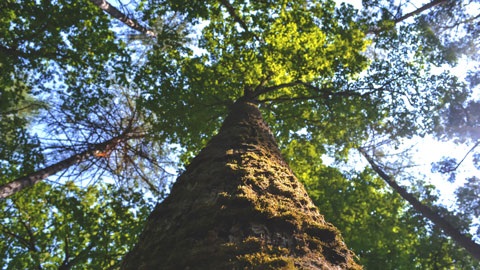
122, 99, 360, 269
394, 0, 448, 24
0, 135, 124, 199
369, 0, 448, 34
89, 0, 156, 37
359, 148, 480, 260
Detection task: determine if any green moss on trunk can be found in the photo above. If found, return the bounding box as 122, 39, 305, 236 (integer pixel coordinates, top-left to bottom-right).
122, 100, 361, 269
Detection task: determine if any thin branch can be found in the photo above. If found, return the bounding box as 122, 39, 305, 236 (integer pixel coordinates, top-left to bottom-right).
259, 95, 324, 103
253, 80, 304, 98
18, 218, 38, 252
218, 0, 260, 41
58, 241, 95, 270
59, 235, 70, 270
255, 80, 368, 103
122, 152, 160, 194
0, 102, 46, 116
438, 12, 480, 30
443, 140, 480, 173
219, 0, 249, 30
0, 225, 31, 249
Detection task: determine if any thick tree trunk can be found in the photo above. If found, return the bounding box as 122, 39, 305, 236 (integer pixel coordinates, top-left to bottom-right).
122, 99, 360, 269
359, 148, 480, 260
0, 135, 124, 199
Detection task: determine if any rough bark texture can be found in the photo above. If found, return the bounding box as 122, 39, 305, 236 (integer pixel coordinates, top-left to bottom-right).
122, 100, 360, 269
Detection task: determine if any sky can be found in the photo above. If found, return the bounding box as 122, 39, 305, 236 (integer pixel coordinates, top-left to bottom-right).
334, 0, 480, 209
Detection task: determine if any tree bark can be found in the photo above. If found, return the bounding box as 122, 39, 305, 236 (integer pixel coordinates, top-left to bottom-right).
0, 135, 124, 199
122, 99, 361, 269
359, 148, 480, 260
89, 0, 156, 37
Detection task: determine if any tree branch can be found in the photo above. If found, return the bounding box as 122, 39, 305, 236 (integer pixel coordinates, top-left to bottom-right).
254, 80, 373, 103
89, 0, 156, 37
218, 0, 260, 41
394, 0, 448, 24
441, 140, 480, 173
253, 80, 304, 98
0, 133, 134, 199
368, 0, 448, 35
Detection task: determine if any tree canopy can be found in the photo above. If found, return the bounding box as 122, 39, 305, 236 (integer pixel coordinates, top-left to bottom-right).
1, 0, 479, 268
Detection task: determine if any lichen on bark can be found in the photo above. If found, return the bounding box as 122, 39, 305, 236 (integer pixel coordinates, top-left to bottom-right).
122, 99, 361, 269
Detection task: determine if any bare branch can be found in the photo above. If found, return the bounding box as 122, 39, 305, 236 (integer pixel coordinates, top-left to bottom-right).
89, 0, 156, 37
0, 134, 129, 199
440, 140, 480, 173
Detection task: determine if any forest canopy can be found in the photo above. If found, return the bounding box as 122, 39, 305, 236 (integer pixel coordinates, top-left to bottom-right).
1, 0, 479, 268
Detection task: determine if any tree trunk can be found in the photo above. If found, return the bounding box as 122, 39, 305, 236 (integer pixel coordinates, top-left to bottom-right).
0, 135, 124, 199
89, 0, 156, 37
394, 0, 447, 24
122, 99, 360, 269
368, 0, 448, 34
359, 148, 480, 260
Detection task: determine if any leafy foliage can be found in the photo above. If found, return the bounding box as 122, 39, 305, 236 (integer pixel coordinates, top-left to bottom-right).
138, 0, 372, 158
435, 100, 480, 142
431, 157, 458, 182
2, 0, 480, 268
0, 87, 45, 187
0, 182, 154, 269
0, 1, 169, 268
283, 137, 480, 268
0, 0, 131, 186
0, 0, 127, 98
456, 177, 480, 220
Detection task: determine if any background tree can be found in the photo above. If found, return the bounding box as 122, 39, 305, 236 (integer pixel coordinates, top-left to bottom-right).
1, 87, 175, 198
360, 147, 480, 259
0, 0, 176, 267
358, 0, 480, 259
284, 136, 480, 268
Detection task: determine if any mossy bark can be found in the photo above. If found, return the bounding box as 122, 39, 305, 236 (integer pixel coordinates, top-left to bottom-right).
122, 99, 361, 269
